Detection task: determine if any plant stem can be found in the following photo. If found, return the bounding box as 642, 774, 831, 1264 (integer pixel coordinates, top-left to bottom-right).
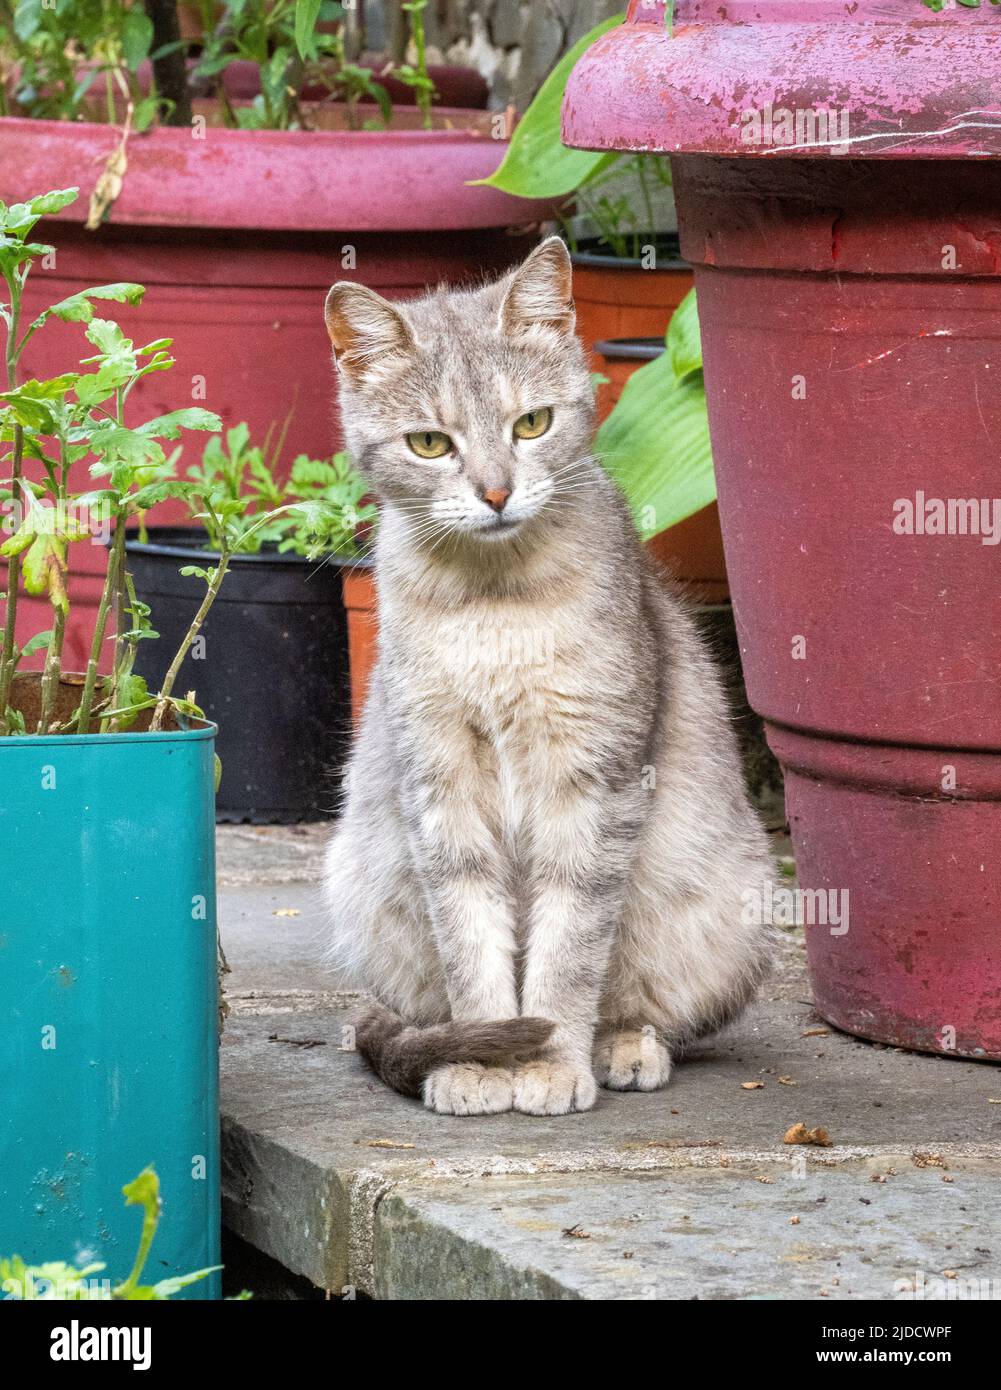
0, 422, 24, 733
0, 268, 23, 734
76, 519, 125, 733
636, 156, 657, 253
150, 548, 229, 731
144, 0, 193, 126
36, 603, 66, 734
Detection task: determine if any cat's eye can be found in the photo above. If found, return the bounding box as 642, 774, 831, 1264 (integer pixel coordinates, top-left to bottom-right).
513, 407, 553, 441
406, 430, 453, 460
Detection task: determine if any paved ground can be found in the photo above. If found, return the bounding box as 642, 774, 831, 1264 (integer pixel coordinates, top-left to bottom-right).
218, 825, 1001, 1301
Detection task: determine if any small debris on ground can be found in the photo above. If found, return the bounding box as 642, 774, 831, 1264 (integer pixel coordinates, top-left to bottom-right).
778, 1076, 797, 1085
367, 1139, 416, 1150
783, 1122, 833, 1147
267, 1033, 326, 1048
273, 908, 301, 917
790, 1215, 800, 1226
742, 1081, 764, 1090
562, 1224, 591, 1240
802, 1028, 829, 1038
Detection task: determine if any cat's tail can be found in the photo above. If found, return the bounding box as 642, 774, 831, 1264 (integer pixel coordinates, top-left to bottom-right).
354, 1003, 555, 1099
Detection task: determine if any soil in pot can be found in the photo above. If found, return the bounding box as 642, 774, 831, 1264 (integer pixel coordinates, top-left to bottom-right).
126, 527, 352, 823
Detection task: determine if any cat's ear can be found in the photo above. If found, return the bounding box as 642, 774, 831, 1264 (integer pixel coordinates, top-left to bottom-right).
324, 283, 414, 384
499, 235, 576, 338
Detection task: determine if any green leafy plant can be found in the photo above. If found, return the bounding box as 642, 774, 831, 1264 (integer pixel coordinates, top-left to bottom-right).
0, 0, 439, 133
0, 1166, 221, 1300
0, 186, 324, 737
595, 288, 715, 540
478, 13, 674, 260
183, 420, 376, 558
922, 1, 999, 9
0, 0, 165, 130
392, 0, 435, 131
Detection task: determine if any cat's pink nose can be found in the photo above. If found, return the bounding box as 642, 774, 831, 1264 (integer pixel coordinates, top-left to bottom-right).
483, 488, 510, 513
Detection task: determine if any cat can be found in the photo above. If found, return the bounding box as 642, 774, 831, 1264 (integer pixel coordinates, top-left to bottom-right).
321, 236, 775, 1116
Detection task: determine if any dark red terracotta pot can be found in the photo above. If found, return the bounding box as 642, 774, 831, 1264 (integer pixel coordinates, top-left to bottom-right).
0, 109, 555, 669
565, 0, 1001, 1059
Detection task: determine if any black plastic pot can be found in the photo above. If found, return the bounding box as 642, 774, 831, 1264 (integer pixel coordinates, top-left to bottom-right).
126, 527, 352, 824
569, 232, 686, 271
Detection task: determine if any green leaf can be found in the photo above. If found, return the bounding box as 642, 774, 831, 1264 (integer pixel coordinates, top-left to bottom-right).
122, 9, 155, 70
6, 373, 79, 400
595, 352, 716, 539
150, 1266, 221, 1299
114, 1168, 161, 1299
112, 675, 149, 731
19, 629, 53, 659
131, 479, 197, 510
295, 0, 323, 59
0, 188, 77, 237
85, 316, 131, 356
42, 283, 145, 327
666, 288, 702, 382
137, 409, 223, 439
0, 388, 59, 433
475, 14, 624, 200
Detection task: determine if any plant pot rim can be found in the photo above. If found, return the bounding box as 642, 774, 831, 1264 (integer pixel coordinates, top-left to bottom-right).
125, 524, 367, 568
7, 672, 216, 746
570, 234, 686, 272
0, 111, 560, 233
562, 1, 1001, 162
594, 336, 665, 360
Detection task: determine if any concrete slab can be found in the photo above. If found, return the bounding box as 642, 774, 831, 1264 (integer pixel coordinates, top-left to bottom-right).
217, 826, 1001, 1299
374, 1165, 1001, 1301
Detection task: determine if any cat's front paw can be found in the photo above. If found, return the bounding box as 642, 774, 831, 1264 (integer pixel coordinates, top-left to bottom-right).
511, 1060, 597, 1115
594, 1028, 672, 1091
423, 1063, 514, 1116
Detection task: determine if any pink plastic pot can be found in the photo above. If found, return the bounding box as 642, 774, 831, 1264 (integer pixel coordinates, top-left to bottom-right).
0, 108, 553, 669
565, 0, 1001, 1059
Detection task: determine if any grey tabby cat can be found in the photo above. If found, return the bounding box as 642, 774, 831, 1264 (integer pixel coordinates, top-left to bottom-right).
322, 237, 773, 1116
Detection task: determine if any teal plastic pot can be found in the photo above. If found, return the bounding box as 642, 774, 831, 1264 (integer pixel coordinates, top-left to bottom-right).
0, 708, 220, 1299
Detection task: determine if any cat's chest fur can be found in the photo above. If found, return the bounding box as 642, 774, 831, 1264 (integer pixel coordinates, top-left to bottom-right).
400, 599, 578, 732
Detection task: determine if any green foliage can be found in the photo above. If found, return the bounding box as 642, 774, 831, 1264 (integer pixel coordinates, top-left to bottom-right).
478, 13, 674, 260
193, 0, 432, 133
0, 1, 438, 133
0, 1166, 220, 1300
0, 184, 300, 738
186, 420, 376, 559
922, 0, 999, 9
595, 289, 716, 540
477, 14, 622, 202
0, 0, 162, 129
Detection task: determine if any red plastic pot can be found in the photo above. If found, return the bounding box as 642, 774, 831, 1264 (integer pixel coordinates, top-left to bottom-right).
565, 0, 1001, 1059
0, 108, 554, 669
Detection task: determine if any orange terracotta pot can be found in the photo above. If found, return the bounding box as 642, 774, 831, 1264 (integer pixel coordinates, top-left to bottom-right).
342, 563, 378, 726
571, 243, 695, 370
596, 336, 729, 604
